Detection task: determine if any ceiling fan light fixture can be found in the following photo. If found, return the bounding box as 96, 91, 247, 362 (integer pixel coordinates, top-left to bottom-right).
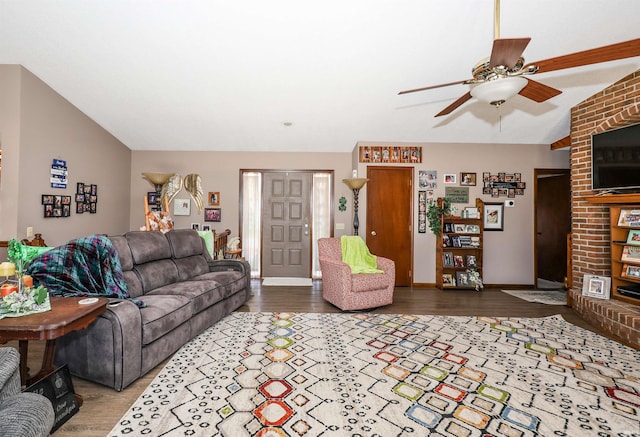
470, 77, 528, 107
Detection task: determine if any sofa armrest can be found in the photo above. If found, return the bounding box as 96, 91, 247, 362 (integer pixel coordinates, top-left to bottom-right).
319, 256, 353, 287
376, 256, 395, 275
208, 259, 251, 275
55, 298, 143, 391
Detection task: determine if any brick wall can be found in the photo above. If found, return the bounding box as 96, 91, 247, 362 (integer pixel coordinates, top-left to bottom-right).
569, 69, 640, 349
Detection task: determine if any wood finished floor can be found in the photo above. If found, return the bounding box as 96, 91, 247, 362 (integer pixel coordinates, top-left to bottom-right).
11, 282, 601, 436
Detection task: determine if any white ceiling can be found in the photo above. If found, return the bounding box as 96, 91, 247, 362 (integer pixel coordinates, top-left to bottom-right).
1, 0, 639, 153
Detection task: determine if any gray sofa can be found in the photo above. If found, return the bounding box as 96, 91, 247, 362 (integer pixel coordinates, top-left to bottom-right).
54, 229, 251, 391
0, 348, 55, 437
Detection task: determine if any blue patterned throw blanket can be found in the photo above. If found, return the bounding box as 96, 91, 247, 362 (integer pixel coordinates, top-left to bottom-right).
25, 234, 145, 307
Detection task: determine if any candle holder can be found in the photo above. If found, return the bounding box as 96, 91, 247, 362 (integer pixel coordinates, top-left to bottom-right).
342, 178, 369, 236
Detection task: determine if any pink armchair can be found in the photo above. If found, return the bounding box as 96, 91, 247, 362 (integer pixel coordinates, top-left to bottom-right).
318, 238, 395, 311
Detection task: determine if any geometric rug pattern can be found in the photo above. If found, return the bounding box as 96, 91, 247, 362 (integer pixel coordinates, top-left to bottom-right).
109, 312, 640, 436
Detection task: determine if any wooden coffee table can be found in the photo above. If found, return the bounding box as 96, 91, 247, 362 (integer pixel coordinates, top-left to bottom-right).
0, 296, 108, 387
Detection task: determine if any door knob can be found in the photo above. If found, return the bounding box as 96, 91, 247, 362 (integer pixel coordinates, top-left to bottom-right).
371, 230, 377, 236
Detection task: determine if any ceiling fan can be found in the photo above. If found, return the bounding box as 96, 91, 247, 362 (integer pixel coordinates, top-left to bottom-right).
398, 0, 640, 117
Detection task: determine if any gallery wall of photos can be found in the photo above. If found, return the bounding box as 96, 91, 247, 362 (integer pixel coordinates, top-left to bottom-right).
482, 172, 526, 198
359, 146, 422, 163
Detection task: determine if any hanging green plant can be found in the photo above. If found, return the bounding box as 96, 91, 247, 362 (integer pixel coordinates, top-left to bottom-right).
426, 197, 452, 236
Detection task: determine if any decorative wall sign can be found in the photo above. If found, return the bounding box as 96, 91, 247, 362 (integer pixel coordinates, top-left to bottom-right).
482, 172, 525, 198
75, 182, 98, 214
444, 187, 469, 204
42, 194, 71, 218
359, 146, 422, 163
50, 158, 68, 189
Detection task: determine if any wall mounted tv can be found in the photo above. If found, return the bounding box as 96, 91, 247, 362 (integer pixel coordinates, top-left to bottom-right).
591, 122, 640, 191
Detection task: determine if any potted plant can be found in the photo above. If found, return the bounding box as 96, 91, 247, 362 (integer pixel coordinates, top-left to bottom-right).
426, 197, 452, 236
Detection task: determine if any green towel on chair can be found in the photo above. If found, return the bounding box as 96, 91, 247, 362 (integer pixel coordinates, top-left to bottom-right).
341, 236, 383, 274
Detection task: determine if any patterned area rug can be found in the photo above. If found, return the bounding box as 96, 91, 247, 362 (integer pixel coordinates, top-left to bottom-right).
110, 312, 640, 436
501, 289, 567, 305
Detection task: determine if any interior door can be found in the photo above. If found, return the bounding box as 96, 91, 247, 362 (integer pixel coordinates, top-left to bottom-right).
365, 166, 413, 286
262, 171, 312, 278
535, 169, 570, 285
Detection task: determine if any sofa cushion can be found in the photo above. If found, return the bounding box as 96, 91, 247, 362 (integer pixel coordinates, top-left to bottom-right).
125, 231, 172, 264
134, 259, 179, 293
137, 294, 192, 345
147, 279, 225, 315
173, 256, 210, 281
192, 271, 247, 299
110, 236, 134, 271
165, 229, 207, 259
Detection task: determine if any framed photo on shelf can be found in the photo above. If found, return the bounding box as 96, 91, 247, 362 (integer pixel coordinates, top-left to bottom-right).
456, 271, 470, 287
454, 255, 465, 267
621, 264, 640, 278
483, 202, 504, 231
443, 252, 454, 267
582, 274, 611, 300
466, 255, 477, 268
618, 209, 640, 227
626, 229, 640, 245
460, 172, 476, 186
442, 274, 455, 287
621, 245, 640, 262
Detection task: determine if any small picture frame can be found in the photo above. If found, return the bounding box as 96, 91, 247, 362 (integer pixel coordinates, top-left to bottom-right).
582, 274, 611, 300
444, 174, 457, 184
621, 245, 640, 262
627, 229, 640, 245
191, 223, 200, 231
460, 172, 476, 186
618, 209, 640, 227
483, 202, 504, 231
208, 192, 220, 206
173, 198, 191, 216
456, 271, 470, 287
442, 252, 454, 267
442, 273, 455, 287
204, 208, 221, 222
621, 264, 640, 278
202, 225, 211, 232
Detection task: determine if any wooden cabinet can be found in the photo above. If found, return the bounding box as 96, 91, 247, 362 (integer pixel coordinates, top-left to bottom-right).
609, 205, 640, 304
436, 198, 484, 290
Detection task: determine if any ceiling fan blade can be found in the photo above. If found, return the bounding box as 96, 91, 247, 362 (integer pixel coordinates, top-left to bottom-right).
518, 78, 562, 102
489, 37, 531, 68
527, 38, 640, 74
398, 79, 469, 95
435, 92, 473, 117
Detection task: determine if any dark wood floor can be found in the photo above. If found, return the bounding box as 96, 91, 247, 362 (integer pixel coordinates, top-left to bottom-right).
13, 282, 602, 436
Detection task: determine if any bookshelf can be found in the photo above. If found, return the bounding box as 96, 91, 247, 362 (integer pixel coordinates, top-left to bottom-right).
436, 198, 484, 290
610, 205, 640, 304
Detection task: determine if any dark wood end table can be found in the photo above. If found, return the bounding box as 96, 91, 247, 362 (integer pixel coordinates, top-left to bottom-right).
0, 296, 108, 390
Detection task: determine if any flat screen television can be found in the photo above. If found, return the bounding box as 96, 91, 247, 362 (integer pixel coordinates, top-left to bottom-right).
591, 122, 640, 191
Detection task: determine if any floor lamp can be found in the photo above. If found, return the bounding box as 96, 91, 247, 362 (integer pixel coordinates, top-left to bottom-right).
342, 178, 369, 236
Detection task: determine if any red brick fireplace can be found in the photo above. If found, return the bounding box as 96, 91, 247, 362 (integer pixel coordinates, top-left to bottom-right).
569, 70, 640, 349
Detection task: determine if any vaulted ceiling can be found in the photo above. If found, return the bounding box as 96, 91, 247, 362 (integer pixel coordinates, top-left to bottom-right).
1, 1, 639, 153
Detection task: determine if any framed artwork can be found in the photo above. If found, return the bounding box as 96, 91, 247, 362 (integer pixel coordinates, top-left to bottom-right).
483, 202, 504, 231
618, 209, 640, 227
191, 223, 200, 231
208, 192, 220, 206
460, 172, 476, 186
444, 174, 457, 184
582, 274, 611, 300
202, 225, 211, 231
626, 229, 640, 245
204, 208, 221, 222
173, 198, 191, 216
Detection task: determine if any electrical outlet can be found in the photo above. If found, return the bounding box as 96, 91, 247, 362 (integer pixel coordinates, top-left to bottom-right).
26, 227, 34, 238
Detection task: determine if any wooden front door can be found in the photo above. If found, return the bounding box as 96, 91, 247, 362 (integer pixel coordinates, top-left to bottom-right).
535, 169, 570, 284
262, 171, 312, 278
365, 166, 413, 286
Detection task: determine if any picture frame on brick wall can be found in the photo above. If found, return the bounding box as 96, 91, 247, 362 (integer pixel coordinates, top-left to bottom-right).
582, 274, 611, 300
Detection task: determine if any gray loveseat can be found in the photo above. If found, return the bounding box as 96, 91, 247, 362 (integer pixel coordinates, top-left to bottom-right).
54, 229, 251, 391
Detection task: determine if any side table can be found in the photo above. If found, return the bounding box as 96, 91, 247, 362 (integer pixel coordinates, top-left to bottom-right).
0, 296, 108, 389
